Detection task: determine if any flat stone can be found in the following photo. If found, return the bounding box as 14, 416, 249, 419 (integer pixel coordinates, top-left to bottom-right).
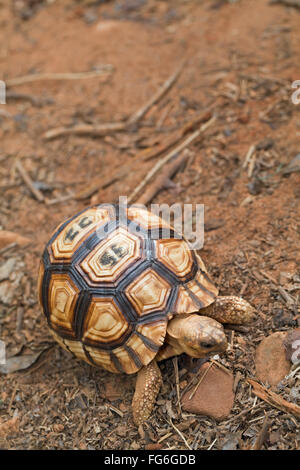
255, 332, 291, 386
181, 362, 234, 421
0, 258, 17, 281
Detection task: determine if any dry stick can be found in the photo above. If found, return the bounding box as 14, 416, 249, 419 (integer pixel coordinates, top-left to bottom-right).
137, 152, 188, 205
44, 122, 126, 141
6, 91, 41, 106
210, 359, 232, 375
45, 192, 75, 206
43, 63, 185, 140
75, 166, 129, 201
128, 116, 216, 204
270, 0, 300, 7
0, 242, 17, 256
6, 68, 112, 87
223, 403, 264, 425
172, 357, 182, 417
140, 110, 212, 162
8, 385, 18, 414
251, 414, 271, 450
168, 419, 192, 450
243, 144, 256, 170
188, 361, 214, 400
78, 110, 213, 202
248, 379, 300, 419
75, 112, 206, 200
15, 159, 45, 202
128, 61, 186, 126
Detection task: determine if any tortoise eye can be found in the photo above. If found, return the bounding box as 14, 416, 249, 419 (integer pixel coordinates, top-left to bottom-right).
200, 342, 214, 349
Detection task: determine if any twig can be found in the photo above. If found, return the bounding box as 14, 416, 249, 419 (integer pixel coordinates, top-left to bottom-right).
75, 166, 129, 201
45, 192, 74, 206
0, 242, 17, 256
270, 0, 300, 8
207, 438, 217, 450
210, 359, 232, 375
44, 122, 127, 141
189, 361, 213, 400
6, 91, 44, 107
128, 115, 216, 204
157, 432, 173, 444
156, 101, 174, 129
172, 357, 182, 417
247, 152, 257, 178
6, 68, 113, 87
15, 159, 45, 202
259, 269, 278, 285
128, 61, 186, 126
137, 152, 188, 205
16, 307, 24, 334
277, 286, 295, 305
168, 419, 192, 450
107, 405, 124, 418
248, 379, 300, 419
223, 403, 264, 425
8, 385, 18, 414
140, 110, 212, 162
43, 63, 185, 140
242, 144, 256, 170
251, 414, 271, 450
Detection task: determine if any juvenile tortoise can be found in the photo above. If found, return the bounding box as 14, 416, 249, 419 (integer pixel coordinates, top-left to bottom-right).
38, 204, 255, 425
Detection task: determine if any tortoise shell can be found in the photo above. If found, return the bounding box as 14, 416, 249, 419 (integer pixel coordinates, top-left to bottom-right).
38, 205, 218, 374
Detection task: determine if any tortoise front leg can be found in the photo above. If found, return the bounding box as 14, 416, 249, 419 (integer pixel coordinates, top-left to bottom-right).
132, 360, 162, 425
202, 296, 256, 325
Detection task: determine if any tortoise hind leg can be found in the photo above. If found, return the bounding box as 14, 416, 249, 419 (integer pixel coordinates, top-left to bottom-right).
201, 296, 256, 325
132, 360, 162, 425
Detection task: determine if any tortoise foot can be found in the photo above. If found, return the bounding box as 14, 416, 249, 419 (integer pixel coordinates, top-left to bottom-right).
132, 361, 162, 425
202, 295, 256, 325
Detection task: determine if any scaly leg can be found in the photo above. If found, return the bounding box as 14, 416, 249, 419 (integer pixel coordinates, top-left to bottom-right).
201, 295, 256, 325
132, 361, 162, 425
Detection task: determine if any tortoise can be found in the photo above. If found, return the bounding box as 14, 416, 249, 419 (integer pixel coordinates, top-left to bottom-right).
38, 204, 255, 425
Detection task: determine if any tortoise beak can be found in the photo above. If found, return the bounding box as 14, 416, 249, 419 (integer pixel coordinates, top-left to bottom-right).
201, 335, 228, 356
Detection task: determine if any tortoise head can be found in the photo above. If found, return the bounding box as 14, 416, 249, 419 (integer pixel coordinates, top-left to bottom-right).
167, 314, 228, 358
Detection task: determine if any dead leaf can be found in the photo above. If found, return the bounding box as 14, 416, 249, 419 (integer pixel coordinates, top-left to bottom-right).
0, 416, 20, 437
165, 400, 177, 420
0, 231, 31, 250
282, 153, 300, 175
248, 379, 300, 419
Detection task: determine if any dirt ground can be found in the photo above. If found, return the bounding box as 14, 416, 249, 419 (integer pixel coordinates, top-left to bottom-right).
0, 0, 299, 450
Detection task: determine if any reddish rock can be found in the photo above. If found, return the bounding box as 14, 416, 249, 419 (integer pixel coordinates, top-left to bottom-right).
255, 332, 291, 386
181, 363, 235, 421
